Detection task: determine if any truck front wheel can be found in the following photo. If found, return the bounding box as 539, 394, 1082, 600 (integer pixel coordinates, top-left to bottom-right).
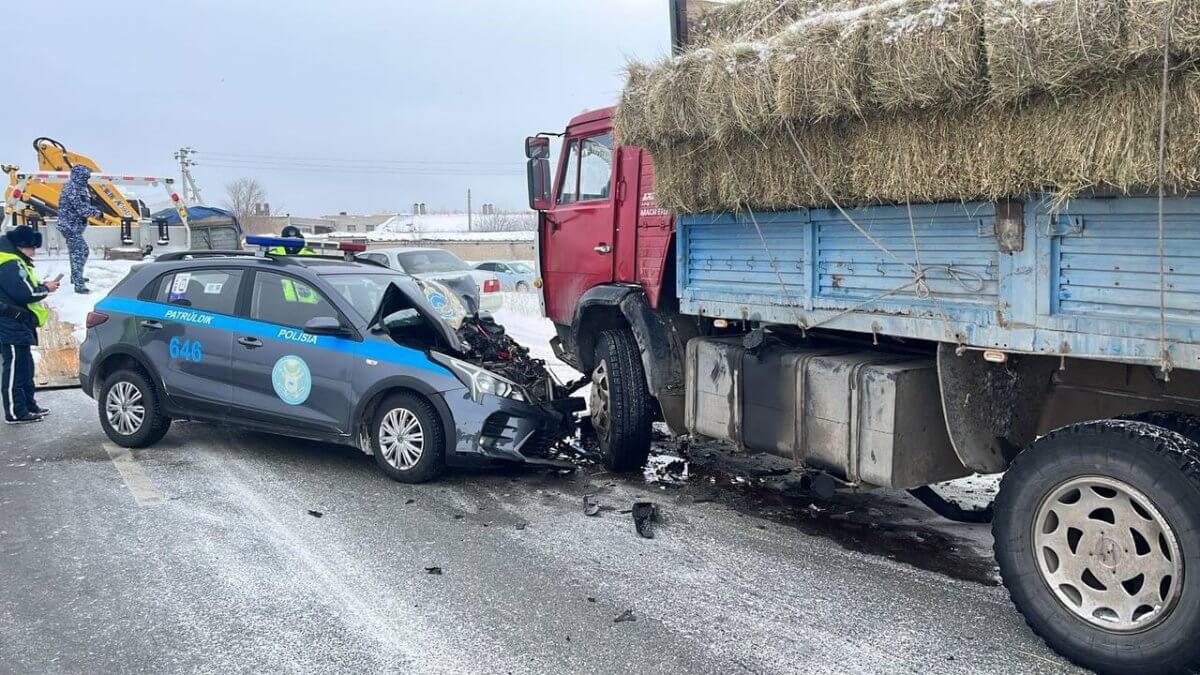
590, 329, 652, 472
993, 420, 1200, 674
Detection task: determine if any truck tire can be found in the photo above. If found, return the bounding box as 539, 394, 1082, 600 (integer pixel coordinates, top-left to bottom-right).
371, 392, 445, 484
1120, 410, 1200, 445
98, 368, 171, 448
993, 420, 1200, 674
590, 329, 652, 472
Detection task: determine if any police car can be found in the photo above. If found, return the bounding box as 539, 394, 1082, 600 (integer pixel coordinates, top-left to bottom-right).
78, 236, 580, 483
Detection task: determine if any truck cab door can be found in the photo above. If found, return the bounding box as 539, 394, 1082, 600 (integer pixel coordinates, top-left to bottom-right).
542, 131, 616, 325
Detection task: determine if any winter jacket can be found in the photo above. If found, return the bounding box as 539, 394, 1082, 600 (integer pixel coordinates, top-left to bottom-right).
0, 238, 49, 346
56, 165, 101, 237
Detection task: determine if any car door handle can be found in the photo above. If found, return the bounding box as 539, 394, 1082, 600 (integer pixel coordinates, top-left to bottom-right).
237, 337, 263, 349
593, 244, 612, 254
140, 320, 163, 330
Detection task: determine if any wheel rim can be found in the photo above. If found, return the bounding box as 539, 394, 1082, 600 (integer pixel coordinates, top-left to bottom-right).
1033, 475, 1184, 633
590, 360, 610, 442
105, 381, 145, 436
379, 408, 424, 470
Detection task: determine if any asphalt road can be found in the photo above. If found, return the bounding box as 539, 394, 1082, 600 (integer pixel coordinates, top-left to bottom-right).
0, 389, 1082, 674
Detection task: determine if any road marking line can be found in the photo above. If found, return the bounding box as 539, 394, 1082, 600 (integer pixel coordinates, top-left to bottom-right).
103, 442, 164, 505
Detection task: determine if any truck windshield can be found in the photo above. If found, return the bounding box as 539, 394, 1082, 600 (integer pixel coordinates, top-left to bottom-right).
395, 250, 470, 274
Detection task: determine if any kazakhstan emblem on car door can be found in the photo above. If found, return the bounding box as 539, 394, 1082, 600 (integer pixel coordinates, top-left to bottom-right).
272, 355, 312, 405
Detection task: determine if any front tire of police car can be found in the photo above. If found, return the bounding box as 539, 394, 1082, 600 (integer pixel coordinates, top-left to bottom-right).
591, 329, 652, 473
993, 420, 1200, 674
371, 392, 445, 483
98, 369, 171, 448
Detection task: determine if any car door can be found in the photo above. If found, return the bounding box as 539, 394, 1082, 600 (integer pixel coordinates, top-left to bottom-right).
542, 130, 617, 324
229, 270, 354, 435
137, 268, 242, 418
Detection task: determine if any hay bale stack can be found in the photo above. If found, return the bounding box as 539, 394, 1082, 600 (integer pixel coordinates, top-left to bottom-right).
771, 12, 870, 121
1126, 1, 1200, 63
984, 0, 1126, 104
864, 0, 985, 112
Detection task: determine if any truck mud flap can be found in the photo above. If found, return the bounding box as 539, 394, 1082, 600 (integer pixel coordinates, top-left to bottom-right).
33, 306, 80, 389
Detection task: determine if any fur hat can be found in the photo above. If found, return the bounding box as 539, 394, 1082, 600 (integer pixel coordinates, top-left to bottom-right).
4, 226, 43, 250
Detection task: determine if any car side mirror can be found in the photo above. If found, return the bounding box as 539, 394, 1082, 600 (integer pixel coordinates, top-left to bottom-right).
303, 316, 351, 336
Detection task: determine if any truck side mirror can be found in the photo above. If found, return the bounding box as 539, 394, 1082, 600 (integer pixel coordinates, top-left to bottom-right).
525, 136, 550, 159
527, 157, 551, 211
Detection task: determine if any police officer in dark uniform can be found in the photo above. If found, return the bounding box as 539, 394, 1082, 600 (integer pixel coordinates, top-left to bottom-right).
0, 226, 61, 424
268, 225, 316, 256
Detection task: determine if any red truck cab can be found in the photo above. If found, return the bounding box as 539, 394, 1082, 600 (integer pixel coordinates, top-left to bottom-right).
526, 108, 692, 471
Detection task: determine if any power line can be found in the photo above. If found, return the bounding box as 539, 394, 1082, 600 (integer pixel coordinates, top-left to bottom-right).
195, 161, 522, 176
201, 150, 517, 168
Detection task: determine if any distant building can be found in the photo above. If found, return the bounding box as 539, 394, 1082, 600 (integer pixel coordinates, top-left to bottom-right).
322, 212, 399, 234
241, 215, 336, 236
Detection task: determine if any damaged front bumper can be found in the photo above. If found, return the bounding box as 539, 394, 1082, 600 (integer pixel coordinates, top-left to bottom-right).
442, 389, 584, 466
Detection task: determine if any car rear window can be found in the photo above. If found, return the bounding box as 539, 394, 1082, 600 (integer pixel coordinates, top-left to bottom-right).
395, 250, 469, 274
151, 269, 243, 315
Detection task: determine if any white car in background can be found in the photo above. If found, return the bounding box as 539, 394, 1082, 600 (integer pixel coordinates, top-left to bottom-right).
358, 247, 503, 313
472, 260, 535, 292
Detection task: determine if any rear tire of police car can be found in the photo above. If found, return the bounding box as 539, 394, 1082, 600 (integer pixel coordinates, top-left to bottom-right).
98, 369, 171, 448
993, 420, 1200, 674
590, 329, 652, 472
371, 392, 445, 483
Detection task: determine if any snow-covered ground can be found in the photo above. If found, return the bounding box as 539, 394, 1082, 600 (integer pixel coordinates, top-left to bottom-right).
35, 255, 139, 343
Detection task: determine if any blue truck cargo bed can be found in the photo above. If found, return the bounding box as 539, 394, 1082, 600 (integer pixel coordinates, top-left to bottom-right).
676, 195, 1200, 371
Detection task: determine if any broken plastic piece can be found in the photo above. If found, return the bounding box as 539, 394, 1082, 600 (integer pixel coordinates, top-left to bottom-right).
632, 502, 657, 538
583, 495, 601, 516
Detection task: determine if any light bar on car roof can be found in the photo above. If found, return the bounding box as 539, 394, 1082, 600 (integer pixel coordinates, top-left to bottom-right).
244, 235, 368, 259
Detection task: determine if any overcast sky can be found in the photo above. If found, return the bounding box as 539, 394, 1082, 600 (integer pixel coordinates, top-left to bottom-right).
4, 0, 669, 216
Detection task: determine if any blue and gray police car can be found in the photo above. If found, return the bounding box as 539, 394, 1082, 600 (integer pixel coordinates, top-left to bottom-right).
79, 236, 581, 483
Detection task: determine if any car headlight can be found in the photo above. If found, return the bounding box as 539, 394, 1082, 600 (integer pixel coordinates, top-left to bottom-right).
431, 353, 525, 404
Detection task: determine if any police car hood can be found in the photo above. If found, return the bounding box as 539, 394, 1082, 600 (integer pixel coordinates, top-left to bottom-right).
368, 278, 468, 354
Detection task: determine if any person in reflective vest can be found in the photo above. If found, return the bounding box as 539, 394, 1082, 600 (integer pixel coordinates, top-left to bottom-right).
0, 226, 61, 424
268, 225, 315, 256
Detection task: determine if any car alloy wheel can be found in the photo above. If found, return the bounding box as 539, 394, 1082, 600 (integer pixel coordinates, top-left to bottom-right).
379, 407, 425, 470
105, 381, 146, 436
1032, 475, 1184, 632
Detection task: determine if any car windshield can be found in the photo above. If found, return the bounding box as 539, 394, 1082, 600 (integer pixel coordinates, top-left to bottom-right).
320, 271, 468, 327
321, 272, 408, 321
395, 250, 470, 274
508, 261, 533, 273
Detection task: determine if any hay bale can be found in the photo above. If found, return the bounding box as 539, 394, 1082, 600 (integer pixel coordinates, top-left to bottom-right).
697, 41, 780, 137
644, 50, 714, 141
1126, 1, 1200, 64
984, 0, 1126, 104
864, 0, 985, 112
688, 0, 836, 47
614, 61, 658, 148
771, 12, 870, 121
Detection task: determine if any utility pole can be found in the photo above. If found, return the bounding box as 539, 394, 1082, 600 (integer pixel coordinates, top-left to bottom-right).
173, 146, 203, 204
467, 188, 472, 232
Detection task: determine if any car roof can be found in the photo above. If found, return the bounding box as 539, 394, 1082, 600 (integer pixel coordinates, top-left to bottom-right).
369, 247, 454, 255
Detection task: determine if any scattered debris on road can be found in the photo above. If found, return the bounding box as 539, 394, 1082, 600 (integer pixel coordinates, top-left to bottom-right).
643, 453, 689, 484
613, 609, 636, 623
425, 566, 443, 575
632, 502, 657, 539
306, 509, 324, 518
583, 495, 601, 516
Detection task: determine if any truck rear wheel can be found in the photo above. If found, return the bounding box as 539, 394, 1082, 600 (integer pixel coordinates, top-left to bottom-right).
993, 420, 1200, 674
590, 329, 652, 472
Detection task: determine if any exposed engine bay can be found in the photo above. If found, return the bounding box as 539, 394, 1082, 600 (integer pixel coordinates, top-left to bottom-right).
455, 314, 567, 404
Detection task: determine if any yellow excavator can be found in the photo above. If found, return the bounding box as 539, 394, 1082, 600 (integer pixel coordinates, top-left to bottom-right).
3, 137, 144, 228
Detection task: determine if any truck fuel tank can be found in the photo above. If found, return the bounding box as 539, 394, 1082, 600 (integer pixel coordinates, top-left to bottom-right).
684, 336, 970, 488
